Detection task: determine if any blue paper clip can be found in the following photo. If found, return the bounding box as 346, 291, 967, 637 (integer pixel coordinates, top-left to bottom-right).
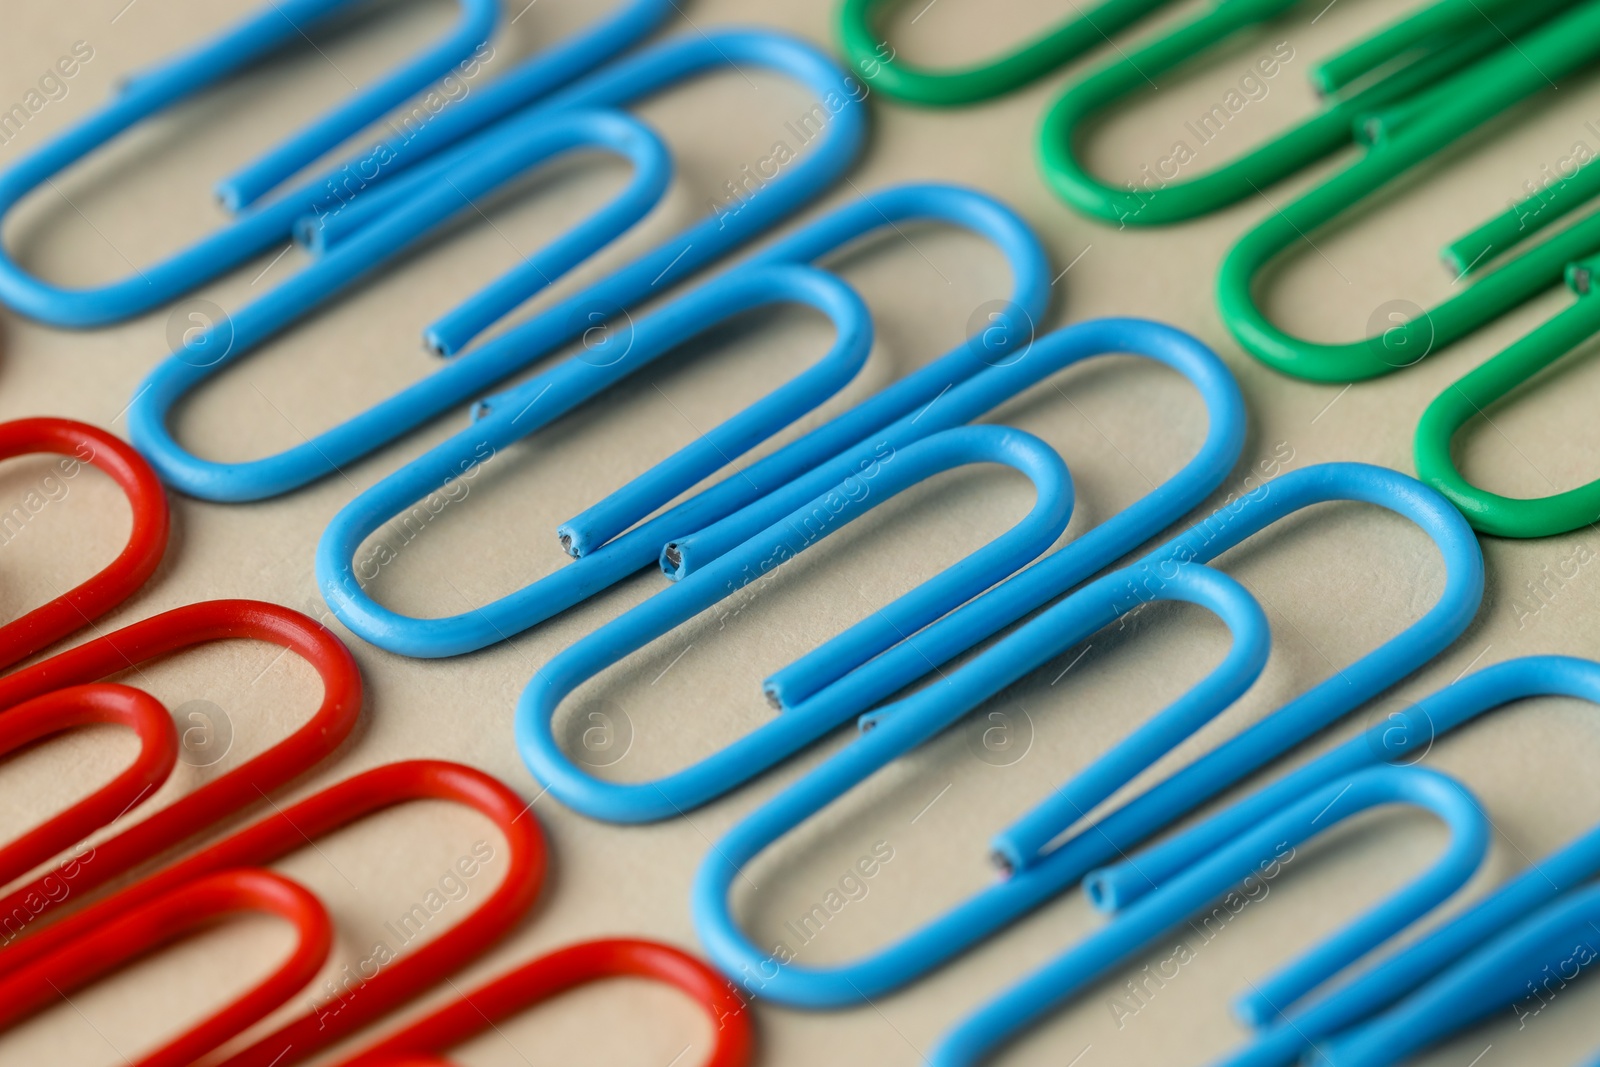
127, 30, 866, 503
316, 183, 1053, 657
1086, 654, 1600, 1067
927, 766, 1490, 1067
0, 0, 682, 327
691, 462, 1483, 1006
512, 316, 1245, 820
0, 2, 495, 325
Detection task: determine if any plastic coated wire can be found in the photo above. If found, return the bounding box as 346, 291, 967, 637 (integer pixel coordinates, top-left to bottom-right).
1036, 0, 1574, 225
315, 183, 1048, 658
512, 316, 1245, 823
1219, 0, 1600, 383
928, 767, 1490, 1066
1086, 655, 1600, 1066
690, 462, 1483, 1007
0, 0, 682, 327
128, 31, 867, 503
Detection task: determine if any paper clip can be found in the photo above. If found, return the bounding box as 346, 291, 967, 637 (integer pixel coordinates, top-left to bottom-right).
334, 939, 752, 1067
128, 30, 865, 503
514, 316, 1244, 821
691, 462, 1482, 1006
1037, 0, 1564, 225
0, 0, 530, 327
0, 599, 361, 942
317, 183, 1046, 657
0, 417, 168, 668
1085, 655, 1600, 1066
926, 766, 1490, 1067
0, 760, 540, 1067
834, 0, 1188, 106
1220, 0, 1600, 383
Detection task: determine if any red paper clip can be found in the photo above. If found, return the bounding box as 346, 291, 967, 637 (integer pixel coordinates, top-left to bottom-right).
0, 760, 544, 1067
337, 938, 755, 1067
0, 418, 169, 669
0, 599, 361, 946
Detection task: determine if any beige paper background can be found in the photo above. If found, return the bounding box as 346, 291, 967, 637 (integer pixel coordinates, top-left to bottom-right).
2, 0, 1600, 1063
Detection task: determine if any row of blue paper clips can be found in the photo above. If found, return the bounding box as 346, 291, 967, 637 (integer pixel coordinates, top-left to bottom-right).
5, 0, 1600, 1064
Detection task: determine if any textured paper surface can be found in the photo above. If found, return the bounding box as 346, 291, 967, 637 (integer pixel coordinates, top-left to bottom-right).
3, 0, 1600, 1064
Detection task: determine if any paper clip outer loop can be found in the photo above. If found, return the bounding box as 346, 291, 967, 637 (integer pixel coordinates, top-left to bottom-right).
312, 184, 1045, 658
131, 107, 672, 502
0, 0, 502, 327
690, 462, 1483, 1007
0, 600, 360, 943
690, 543, 1270, 1005
517, 423, 1073, 824
928, 767, 1490, 1067
834, 0, 1184, 106
335, 939, 753, 1067
318, 260, 873, 658
130, 32, 866, 503
513, 316, 1243, 824
668, 317, 1244, 719
1218, 1, 1600, 382
1095, 655, 1600, 1066
1413, 264, 1600, 537
0, 418, 169, 671
0, 868, 333, 1067
0, 760, 544, 1067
